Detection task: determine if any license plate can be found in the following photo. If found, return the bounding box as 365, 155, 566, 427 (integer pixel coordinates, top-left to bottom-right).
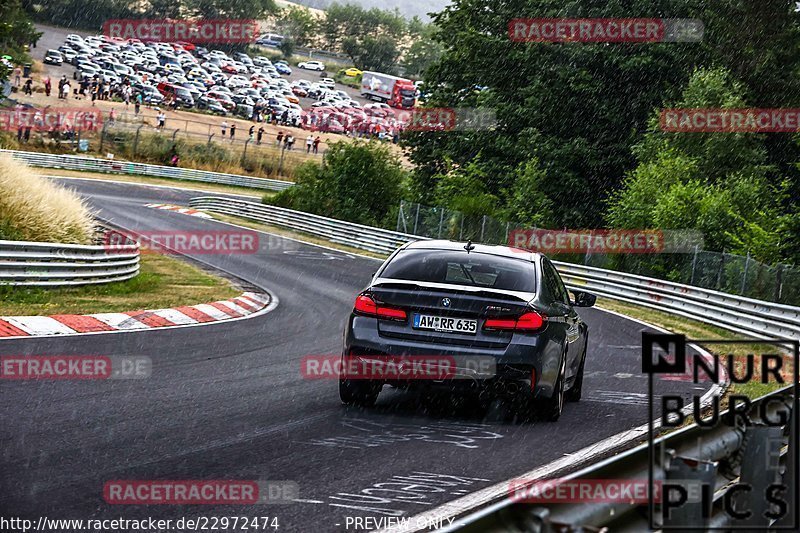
413, 314, 477, 334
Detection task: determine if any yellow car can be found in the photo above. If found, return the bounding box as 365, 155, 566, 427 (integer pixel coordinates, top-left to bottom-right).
344, 68, 363, 77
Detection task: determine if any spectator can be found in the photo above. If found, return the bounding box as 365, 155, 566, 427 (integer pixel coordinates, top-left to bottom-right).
249, 125, 255, 141
134, 93, 142, 115
44, 77, 51, 97
156, 110, 166, 130
257, 126, 264, 145
23, 126, 31, 143
221, 121, 228, 137
109, 108, 116, 125
313, 136, 321, 154
23, 79, 32, 96
230, 122, 236, 141
13, 67, 21, 87
276, 131, 283, 146
61, 80, 71, 100
306, 134, 313, 153
287, 134, 295, 151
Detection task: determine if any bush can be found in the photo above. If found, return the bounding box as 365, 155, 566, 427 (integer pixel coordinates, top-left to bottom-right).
0, 154, 94, 243
266, 140, 407, 227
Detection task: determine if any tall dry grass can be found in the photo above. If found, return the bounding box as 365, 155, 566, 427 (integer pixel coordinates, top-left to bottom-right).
0, 153, 95, 244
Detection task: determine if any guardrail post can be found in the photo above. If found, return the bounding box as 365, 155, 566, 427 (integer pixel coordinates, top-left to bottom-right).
438, 209, 445, 238
662, 456, 717, 529
732, 425, 784, 528
413, 204, 420, 235
775, 264, 784, 302
480, 215, 486, 242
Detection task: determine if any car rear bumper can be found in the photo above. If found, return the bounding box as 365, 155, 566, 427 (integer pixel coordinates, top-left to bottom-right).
344, 315, 562, 399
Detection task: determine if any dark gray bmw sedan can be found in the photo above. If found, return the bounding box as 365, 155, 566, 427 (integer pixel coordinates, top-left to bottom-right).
341, 240, 596, 421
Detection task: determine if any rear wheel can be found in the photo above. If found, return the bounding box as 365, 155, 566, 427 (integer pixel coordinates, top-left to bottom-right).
339, 378, 381, 407
566, 346, 587, 402
538, 356, 566, 421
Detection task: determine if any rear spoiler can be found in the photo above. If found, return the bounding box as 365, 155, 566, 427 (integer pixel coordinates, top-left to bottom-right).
371, 278, 536, 304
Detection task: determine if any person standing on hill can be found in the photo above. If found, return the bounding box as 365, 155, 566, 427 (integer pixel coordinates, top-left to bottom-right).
230, 122, 236, 142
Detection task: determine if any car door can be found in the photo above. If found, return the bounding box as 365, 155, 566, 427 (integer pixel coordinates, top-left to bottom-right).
542, 259, 584, 377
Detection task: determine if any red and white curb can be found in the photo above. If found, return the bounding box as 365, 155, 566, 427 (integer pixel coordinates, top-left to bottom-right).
0, 292, 274, 339
146, 203, 213, 219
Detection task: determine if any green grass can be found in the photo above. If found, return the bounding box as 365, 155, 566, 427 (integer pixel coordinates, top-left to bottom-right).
46, 169, 270, 198
0, 253, 240, 316
597, 298, 790, 400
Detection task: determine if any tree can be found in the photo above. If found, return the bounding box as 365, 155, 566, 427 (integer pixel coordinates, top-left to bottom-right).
276, 6, 318, 49
267, 141, 407, 227
1, 0, 41, 59
188, 0, 277, 20
403, 0, 800, 234
342, 34, 400, 72
278, 37, 296, 59
606, 67, 784, 262
321, 2, 406, 70
401, 22, 443, 78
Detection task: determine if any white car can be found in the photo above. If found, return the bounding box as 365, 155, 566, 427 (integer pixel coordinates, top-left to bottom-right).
320, 77, 335, 89
298, 60, 326, 72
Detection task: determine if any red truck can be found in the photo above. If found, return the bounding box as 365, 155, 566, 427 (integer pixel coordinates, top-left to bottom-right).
360, 71, 416, 109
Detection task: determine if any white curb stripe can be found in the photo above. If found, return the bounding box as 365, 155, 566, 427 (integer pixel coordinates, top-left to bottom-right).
242, 292, 270, 305
91, 313, 150, 330
3, 316, 77, 335
192, 304, 233, 321
216, 300, 251, 315
151, 308, 197, 325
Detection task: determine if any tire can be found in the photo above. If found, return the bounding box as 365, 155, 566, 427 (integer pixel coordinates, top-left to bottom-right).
538, 355, 566, 421
566, 346, 586, 402
339, 378, 380, 407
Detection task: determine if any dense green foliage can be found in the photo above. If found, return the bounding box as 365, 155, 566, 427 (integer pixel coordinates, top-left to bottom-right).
0, 0, 41, 71
266, 141, 407, 227
23, 0, 278, 31
402, 0, 800, 265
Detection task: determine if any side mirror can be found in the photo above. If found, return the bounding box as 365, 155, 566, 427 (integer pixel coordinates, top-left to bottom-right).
571, 290, 596, 308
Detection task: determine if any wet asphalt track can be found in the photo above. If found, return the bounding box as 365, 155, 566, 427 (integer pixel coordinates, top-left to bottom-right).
0, 179, 712, 531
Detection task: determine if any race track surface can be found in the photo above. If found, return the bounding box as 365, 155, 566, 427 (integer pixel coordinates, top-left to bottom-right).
0, 179, 710, 531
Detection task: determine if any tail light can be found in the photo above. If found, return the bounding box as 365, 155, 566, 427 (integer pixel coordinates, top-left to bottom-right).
354, 294, 407, 321
484, 311, 545, 332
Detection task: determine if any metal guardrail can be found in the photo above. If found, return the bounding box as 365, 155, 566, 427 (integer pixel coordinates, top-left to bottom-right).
0, 235, 139, 286
555, 262, 800, 343
189, 196, 422, 255
189, 196, 800, 343
449, 386, 797, 532
1, 149, 294, 192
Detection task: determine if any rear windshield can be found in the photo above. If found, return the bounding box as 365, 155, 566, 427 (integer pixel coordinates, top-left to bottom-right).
379, 249, 536, 293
